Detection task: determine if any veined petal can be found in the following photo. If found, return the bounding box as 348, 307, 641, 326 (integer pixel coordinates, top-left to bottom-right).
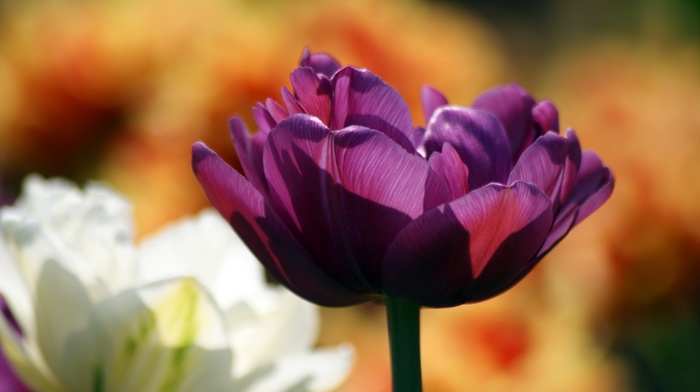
252, 103, 276, 135
382, 182, 552, 307
569, 152, 614, 226
472, 83, 536, 160
331, 67, 415, 152
509, 131, 569, 199
192, 142, 366, 306
421, 85, 448, 124
290, 67, 332, 126
280, 87, 305, 117
262, 115, 441, 291
265, 98, 288, 124
423, 106, 512, 188
299, 48, 341, 78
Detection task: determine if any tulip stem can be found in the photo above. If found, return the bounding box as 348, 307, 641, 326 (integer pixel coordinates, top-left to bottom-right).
385, 296, 422, 392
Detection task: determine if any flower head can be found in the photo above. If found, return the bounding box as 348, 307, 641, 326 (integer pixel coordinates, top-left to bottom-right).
192, 50, 613, 308
0, 176, 352, 391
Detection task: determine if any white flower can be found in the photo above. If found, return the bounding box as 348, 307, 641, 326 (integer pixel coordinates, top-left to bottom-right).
0, 176, 353, 392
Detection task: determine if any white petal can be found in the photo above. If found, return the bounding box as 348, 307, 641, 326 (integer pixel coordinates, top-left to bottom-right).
243, 345, 354, 392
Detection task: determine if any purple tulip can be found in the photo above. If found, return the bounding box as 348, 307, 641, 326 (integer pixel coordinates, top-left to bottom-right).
192, 50, 613, 308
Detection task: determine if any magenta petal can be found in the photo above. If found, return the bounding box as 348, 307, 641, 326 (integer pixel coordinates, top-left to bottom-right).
262, 115, 443, 291
281, 87, 305, 116
570, 152, 614, 226
424, 106, 512, 188
331, 67, 415, 152
428, 143, 469, 201
192, 142, 367, 306
533, 100, 559, 134
472, 83, 536, 159
252, 103, 276, 135
508, 131, 569, 198
300, 48, 341, 78
382, 182, 553, 307
265, 98, 289, 123
290, 67, 333, 125
421, 85, 448, 124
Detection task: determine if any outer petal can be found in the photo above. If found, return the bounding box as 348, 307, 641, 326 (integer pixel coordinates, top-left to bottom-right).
300, 48, 341, 78
423, 106, 512, 189
192, 142, 366, 306
331, 67, 415, 152
421, 85, 448, 124
472, 83, 536, 160
290, 67, 332, 126
280, 87, 305, 117
382, 182, 552, 307
262, 115, 445, 292
252, 103, 276, 135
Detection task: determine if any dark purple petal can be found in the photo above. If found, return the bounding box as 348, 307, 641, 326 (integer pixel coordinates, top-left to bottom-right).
428, 142, 469, 201
508, 131, 569, 198
290, 67, 333, 125
472, 83, 536, 160
382, 182, 552, 307
331, 67, 415, 152
558, 129, 582, 205
192, 142, 367, 306
252, 103, 276, 135
421, 85, 448, 124
412, 126, 427, 151
533, 100, 559, 134
262, 114, 444, 291
300, 48, 342, 78
423, 107, 512, 188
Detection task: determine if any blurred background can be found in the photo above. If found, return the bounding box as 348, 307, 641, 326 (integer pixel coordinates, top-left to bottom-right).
1, 0, 699, 390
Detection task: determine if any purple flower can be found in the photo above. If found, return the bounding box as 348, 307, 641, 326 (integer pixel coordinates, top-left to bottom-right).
192, 50, 613, 308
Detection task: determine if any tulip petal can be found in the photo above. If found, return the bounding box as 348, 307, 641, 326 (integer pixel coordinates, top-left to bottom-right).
290, 67, 333, 126
570, 152, 614, 226
193, 142, 367, 306
262, 115, 444, 291
265, 98, 288, 124
472, 83, 536, 159
423, 106, 512, 188
508, 131, 569, 199
241, 344, 353, 392
300, 48, 341, 78
533, 100, 559, 134
428, 143, 470, 201
383, 182, 552, 307
421, 85, 448, 124
331, 67, 415, 152
252, 103, 276, 135
229, 116, 267, 194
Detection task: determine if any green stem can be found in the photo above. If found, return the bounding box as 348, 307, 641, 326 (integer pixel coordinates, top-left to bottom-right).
385, 296, 422, 392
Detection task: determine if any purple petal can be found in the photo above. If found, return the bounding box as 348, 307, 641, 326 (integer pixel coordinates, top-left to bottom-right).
382, 182, 552, 307
229, 116, 267, 194
421, 85, 449, 124
533, 100, 559, 134
0, 348, 30, 392
281, 86, 305, 116
262, 115, 444, 291
428, 143, 469, 201
536, 150, 614, 258
423, 106, 512, 188
508, 131, 569, 198
252, 103, 276, 135
300, 48, 342, 78
290, 67, 333, 125
265, 98, 289, 123
192, 142, 367, 306
331, 67, 415, 152
472, 83, 536, 160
